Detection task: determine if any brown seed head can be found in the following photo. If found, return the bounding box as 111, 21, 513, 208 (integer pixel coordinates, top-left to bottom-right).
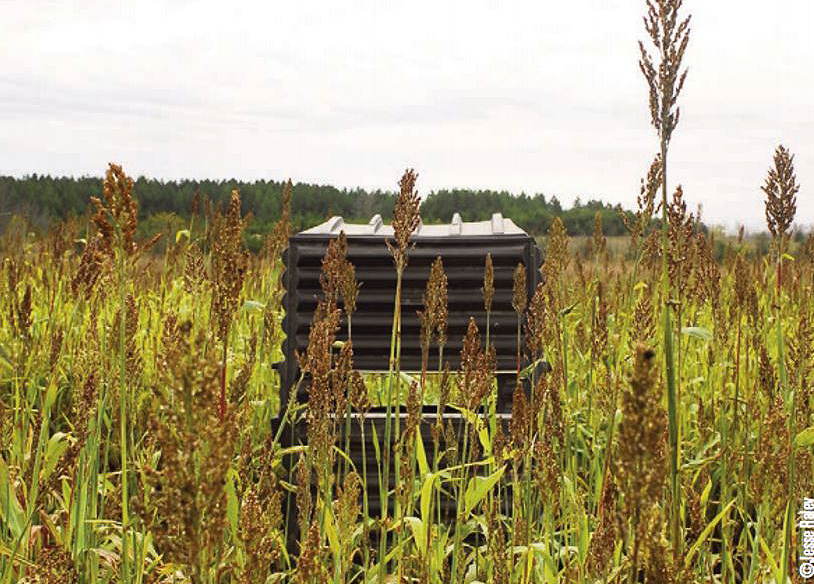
482, 253, 495, 313
387, 169, 421, 270
639, 0, 691, 143
762, 145, 799, 255
543, 217, 570, 284
750, 395, 790, 509
209, 190, 249, 341
183, 243, 206, 294
586, 472, 618, 575
803, 232, 814, 263
691, 232, 720, 306
320, 231, 348, 306
618, 344, 667, 527
349, 370, 370, 414
510, 380, 530, 450
591, 212, 607, 261
512, 263, 527, 314
457, 317, 492, 410
71, 235, 109, 297
92, 163, 161, 257
430, 256, 448, 347
625, 155, 662, 249
524, 282, 548, 360
264, 178, 293, 264
666, 185, 696, 298
630, 288, 655, 351
592, 282, 609, 361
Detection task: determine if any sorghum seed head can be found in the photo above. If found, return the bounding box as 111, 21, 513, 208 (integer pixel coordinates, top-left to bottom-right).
387, 169, 421, 271
482, 253, 494, 313
512, 263, 527, 314
762, 145, 799, 253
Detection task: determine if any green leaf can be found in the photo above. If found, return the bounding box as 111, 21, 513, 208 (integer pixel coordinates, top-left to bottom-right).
518, 358, 545, 380
323, 505, 340, 557
371, 425, 381, 470
759, 534, 782, 584
175, 229, 190, 243
420, 472, 437, 530
0, 459, 25, 539
415, 432, 429, 477
225, 470, 239, 544
277, 445, 308, 457
399, 371, 419, 386
0, 344, 11, 368
795, 426, 814, 448
41, 432, 69, 485
681, 326, 712, 341
241, 300, 266, 312
684, 498, 736, 568
559, 302, 578, 317
464, 465, 505, 516
700, 477, 712, 509
404, 516, 426, 554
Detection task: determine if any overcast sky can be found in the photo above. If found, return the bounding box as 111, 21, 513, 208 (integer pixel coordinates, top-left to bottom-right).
1, 0, 811, 231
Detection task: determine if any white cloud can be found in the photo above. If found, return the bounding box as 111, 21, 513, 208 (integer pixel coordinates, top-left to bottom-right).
1, 0, 811, 230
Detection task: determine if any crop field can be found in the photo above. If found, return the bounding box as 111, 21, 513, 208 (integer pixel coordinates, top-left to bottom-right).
1, 157, 812, 583
1, 1, 812, 583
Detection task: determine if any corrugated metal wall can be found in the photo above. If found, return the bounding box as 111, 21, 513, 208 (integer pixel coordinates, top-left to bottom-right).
276, 222, 543, 542
280, 233, 542, 410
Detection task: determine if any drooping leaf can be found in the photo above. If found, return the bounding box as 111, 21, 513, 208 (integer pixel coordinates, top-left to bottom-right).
794, 426, 814, 448
241, 300, 266, 312
681, 326, 712, 341
684, 498, 736, 568
464, 465, 505, 516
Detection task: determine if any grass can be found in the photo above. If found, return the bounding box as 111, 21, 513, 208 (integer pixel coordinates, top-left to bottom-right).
1, 158, 812, 582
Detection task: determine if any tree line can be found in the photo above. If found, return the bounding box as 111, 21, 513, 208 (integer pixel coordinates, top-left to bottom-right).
0, 174, 634, 242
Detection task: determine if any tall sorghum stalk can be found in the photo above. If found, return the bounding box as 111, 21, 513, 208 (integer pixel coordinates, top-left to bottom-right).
450, 318, 493, 581
423, 257, 448, 535
260, 179, 292, 368
90, 165, 136, 582
340, 236, 359, 472
638, 0, 691, 556
209, 191, 248, 422
87, 163, 159, 581
321, 232, 359, 479
349, 371, 371, 572
482, 253, 499, 445
762, 144, 799, 578
379, 169, 420, 582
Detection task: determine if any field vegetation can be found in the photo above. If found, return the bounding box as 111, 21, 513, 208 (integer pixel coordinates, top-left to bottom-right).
2, 0, 813, 582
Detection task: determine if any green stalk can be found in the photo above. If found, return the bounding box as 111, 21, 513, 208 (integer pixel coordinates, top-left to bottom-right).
379, 264, 403, 583
660, 143, 681, 559
342, 313, 353, 480
432, 343, 445, 528
359, 417, 371, 575
450, 421, 471, 582
116, 228, 131, 584
523, 446, 533, 584
777, 254, 793, 580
